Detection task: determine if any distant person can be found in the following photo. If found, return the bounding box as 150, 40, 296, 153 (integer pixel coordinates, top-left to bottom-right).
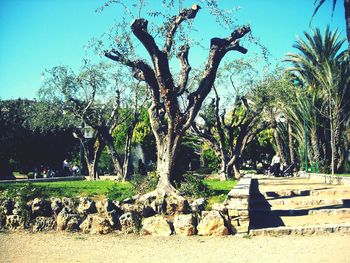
72, 164, 79, 176
33, 167, 38, 179
270, 153, 281, 176
63, 159, 71, 177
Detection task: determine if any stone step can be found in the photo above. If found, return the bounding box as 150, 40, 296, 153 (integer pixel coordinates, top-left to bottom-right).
262, 189, 311, 198
250, 207, 350, 216
249, 223, 350, 236
251, 197, 350, 207
310, 189, 350, 196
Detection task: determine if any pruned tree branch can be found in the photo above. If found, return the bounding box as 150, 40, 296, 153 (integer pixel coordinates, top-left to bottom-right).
163, 4, 201, 55
176, 44, 191, 95
182, 25, 251, 132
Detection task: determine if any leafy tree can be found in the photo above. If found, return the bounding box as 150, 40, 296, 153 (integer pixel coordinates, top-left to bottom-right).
39, 62, 142, 180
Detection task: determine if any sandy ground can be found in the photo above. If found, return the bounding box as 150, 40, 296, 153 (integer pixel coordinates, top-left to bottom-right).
1, 232, 350, 263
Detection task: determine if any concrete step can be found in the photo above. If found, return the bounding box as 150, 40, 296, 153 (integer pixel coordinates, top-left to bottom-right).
249, 223, 350, 236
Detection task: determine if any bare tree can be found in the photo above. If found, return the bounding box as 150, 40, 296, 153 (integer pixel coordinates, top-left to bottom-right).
193, 86, 267, 180
105, 4, 250, 199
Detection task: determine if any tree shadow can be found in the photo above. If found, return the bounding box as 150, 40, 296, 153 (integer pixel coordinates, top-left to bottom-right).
249, 179, 285, 229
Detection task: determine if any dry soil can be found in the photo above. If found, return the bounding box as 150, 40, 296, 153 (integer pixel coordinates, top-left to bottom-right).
1, 232, 350, 263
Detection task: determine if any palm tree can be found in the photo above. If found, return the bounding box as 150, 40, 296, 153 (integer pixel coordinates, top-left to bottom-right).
286, 27, 349, 175
312, 0, 350, 53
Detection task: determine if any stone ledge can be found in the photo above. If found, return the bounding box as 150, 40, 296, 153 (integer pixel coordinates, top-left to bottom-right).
250, 223, 350, 236
225, 174, 253, 234
299, 172, 350, 185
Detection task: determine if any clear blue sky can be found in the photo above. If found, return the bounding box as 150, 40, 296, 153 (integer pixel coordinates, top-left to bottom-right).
0, 0, 346, 100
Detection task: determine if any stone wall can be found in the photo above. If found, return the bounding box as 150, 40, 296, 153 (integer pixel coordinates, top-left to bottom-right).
0, 176, 254, 236
223, 174, 252, 234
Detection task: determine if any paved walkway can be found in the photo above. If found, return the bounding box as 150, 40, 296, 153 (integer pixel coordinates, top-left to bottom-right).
249, 175, 350, 233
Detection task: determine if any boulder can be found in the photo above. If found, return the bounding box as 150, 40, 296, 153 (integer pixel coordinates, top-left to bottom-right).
96, 199, 116, 214
190, 198, 207, 213
119, 212, 140, 234
56, 207, 80, 232
32, 216, 56, 232
79, 214, 113, 234
0, 213, 6, 229
12, 201, 27, 216
165, 196, 190, 215
96, 199, 121, 228
0, 199, 14, 215
141, 216, 172, 236
50, 198, 63, 216
77, 197, 97, 215
62, 197, 75, 209
173, 214, 196, 236
197, 210, 229, 236
31, 198, 52, 218
6, 215, 25, 230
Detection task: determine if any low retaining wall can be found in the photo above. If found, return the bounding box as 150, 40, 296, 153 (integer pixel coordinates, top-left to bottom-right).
224, 174, 252, 234
299, 171, 350, 185
0, 176, 85, 184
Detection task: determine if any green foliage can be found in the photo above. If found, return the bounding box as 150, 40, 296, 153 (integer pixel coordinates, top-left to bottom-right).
257, 129, 274, 147
319, 160, 331, 174
0, 180, 132, 199
344, 160, 350, 174
98, 149, 114, 175
0, 182, 50, 201
178, 173, 211, 198
130, 173, 158, 195
202, 145, 219, 172
106, 183, 135, 201
203, 178, 237, 210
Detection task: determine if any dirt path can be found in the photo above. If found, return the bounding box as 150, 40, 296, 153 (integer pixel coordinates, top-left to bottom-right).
1, 232, 350, 263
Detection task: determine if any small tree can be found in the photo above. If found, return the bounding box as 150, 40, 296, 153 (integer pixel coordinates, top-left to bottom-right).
40, 63, 141, 180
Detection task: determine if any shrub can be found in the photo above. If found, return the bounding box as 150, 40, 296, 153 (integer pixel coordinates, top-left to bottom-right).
130, 173, 158, 195
344, 160, 350, 174
203, 148, 219, 173
106, 184, 134, 201
178, 173, 210, 198
319, 160, 331, 174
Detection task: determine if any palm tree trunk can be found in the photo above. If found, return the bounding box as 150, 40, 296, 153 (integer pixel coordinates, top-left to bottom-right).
273, 127, 287, 164
288, 120, 296, 165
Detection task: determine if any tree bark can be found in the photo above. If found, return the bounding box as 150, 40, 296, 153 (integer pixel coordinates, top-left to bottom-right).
102, 132, 123, 178
122, 123, 136, 181
287, 119, 297, 166
273, 127, 287, 164
310, 127, 321, 163
82, 138, 104, 180
155, 134, 181, 194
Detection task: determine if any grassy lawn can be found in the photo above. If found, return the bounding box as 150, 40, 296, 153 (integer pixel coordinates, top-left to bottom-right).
335, 174, 350, 177
203, 178, 237, 209
0, 177, 237, 207
0, 180, 133, 200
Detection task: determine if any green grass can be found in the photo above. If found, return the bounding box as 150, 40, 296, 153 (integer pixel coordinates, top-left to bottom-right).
335, 174, 350, 177
0, 178, 237, 208
203, 178, 237, 209
0, 180, 133, 200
